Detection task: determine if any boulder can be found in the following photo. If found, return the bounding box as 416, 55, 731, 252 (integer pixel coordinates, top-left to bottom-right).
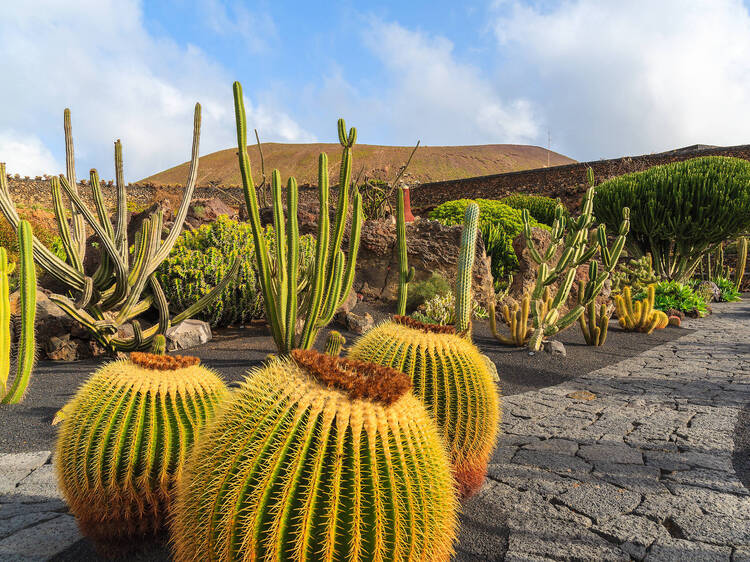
166, 319, 212, 351
186, 198, 238, 228
543, 340, 566, 356
344, 312, 374, 335
696, 280, 721, 303
333, 290, 358, 328
354, 217, 494, 307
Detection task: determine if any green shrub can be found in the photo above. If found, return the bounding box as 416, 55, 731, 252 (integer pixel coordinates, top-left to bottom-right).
500, 194, 568, 226
712, 276, 741, 302
411, 291, 488, 326
594, 157, 750, 281
611, 255, 659, 295
636, 280, 708, 316
429, 199, 548, 283
406, 273, 451, 311
157, 215, 315, 328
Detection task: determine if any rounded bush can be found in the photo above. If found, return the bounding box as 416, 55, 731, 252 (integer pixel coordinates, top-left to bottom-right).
172, 350, 458, 561
55, 353, 228, 553
499, 194, 567, 226
157, 216, 315, 327
593, 157, 750, 281
429, 199, 548, 282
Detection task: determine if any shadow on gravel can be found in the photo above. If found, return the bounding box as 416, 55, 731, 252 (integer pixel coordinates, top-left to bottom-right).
733, 400, 750, 491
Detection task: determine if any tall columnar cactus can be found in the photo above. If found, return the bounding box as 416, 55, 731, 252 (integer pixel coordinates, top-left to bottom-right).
455, 202, 479, 335
172, 349, 458, 561
736, 237, 748, 291
396, 186, 415, 315
349, 316, 499, 499
233, 81, 362, 353
0, 106, 238, 352
0, 220, 36, 404
522, 186, 630, 351
55, 352, 228, 554
614, 284, 667, 334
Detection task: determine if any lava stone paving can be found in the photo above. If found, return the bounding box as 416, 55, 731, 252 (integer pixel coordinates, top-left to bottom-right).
0, 300, 748, 560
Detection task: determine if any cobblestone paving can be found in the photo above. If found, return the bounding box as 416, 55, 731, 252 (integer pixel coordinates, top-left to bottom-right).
1, 300, 748, 561
460, 298, 750, 561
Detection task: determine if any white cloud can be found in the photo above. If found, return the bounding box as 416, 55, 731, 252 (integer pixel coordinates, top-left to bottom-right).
354, 20, 540, 145
0, 0, 312, 181
493, 0, 750, 159
0, 131, 60, 177
200, 0, 277, 54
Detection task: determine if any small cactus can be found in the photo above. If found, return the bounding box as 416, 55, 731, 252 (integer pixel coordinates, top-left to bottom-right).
614, 284, 665, 334
668, 315, 682, 327
323, 329, 346, 356
55, 353, 228, 554
150, 334, 166, 355
172, 349, 458, 561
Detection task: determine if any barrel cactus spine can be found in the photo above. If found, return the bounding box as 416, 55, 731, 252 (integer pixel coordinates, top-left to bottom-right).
55, 353, 228, 553
0, 219, 37, 404
172, 349, 458, 561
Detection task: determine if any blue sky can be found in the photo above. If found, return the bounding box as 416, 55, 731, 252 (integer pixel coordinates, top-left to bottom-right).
2, 1, 750, 180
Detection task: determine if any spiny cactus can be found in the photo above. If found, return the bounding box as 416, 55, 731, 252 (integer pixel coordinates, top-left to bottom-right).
736, 237, 747, 291
521, 186, 630, 351
578, 302, 610, 346
615, 285, 665, 334
150, 334, 166, 355
55, 353, 228, 553
233, 81, 362, 353
349, 316, 500, 499
323, 329, 345, 356
172, 349, 458, 561
668, 315, 682, 327
0, 220, 36, 404
489, 288, 553, 347
455, 202, 479, 335
396, 186, 415, 315
0, 106, 238, 352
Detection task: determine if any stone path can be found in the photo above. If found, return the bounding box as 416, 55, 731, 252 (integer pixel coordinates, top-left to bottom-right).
460, 298, 750, 561
1, 300, 748, 561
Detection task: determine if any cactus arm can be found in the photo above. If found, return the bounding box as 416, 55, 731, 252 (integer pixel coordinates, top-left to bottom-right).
51, 177, 84, 272
2, 221, 37, 403
124, 295, 153, 322
336, 188, 363, 310
317, 250, 345, 328
63, 108, 87, 263
284, 178, 299, 352
736, 237, 748, 290
488, 300, 522, 345
233, 83, 283, 349
89, 169, 115, 238
395, 186, 410, 316
0, 248, 10, 396
270, 170, 288, 340
455, 202, 479, 336
170, 257, 241, 326
299, 154, 331, 350
0, 164, 85, 291
111, 140, 129, 262
115, 216, 159, 325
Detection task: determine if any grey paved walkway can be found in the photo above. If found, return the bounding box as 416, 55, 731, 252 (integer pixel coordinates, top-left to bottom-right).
1, 300, 748, 561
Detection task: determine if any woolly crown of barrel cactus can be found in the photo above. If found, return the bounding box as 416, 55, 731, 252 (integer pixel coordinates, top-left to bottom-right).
348, 314, 500, 499
172, 349, 458, 562
55, 354, 228, 553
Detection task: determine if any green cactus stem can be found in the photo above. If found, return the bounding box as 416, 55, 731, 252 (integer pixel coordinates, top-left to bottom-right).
0, 106, 238, 352
735, 237, 747, 291
614, 285, 664, 334
233, 81, 363, 353
578, 283, 610, 346
395, 186, 415, 315
0, 220, 36, 404
323, 330, 346, 356
150, 334, 167, 355
455, 202, 479, 336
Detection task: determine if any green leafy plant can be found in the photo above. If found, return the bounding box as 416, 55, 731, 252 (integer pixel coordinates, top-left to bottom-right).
594, 157, 750, 281
406, 273, 452, 311
500, 193, 569, 227
713, 276, 741, 302
430, 198, 548, 283
635, 280, 708, 316
157, 216, 315, 328
412, 291, 488, 326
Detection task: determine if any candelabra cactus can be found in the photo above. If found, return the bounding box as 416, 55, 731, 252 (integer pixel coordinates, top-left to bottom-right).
0, 220, 36, 404
323, 329, 345, 356
0, 106, 238, 352
521, 186, 629, 351
172, 349, 458, 561
55, 352, 227, 554
233, 81, 362, 353
614, 285, 664, 334
396, 186, 415, 315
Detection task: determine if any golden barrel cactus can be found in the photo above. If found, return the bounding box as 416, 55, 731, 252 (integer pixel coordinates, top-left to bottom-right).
172, 349, 458, 562
348, 316, 501, 499
55, 352, 228, 552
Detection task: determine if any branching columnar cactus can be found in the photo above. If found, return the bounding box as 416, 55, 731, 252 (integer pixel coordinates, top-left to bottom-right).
172, 349, 458, 561
489, 288, 553, 347
233, 81, 363, 353
323, 329, 346, 356
396, 186, 415, 315
578, 301, 610, 346
521, 186, 630, 351
0, 220, 36, 404
55, 353, 228, 553
614, 285, 666, 334
349, 316, 499, 498
0, 106, 238, 352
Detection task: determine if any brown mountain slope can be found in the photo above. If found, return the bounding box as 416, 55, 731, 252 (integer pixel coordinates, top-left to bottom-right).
141, 143, 575, 186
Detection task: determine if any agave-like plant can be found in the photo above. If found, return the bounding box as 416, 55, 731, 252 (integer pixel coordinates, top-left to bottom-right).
0, 105, 238, 352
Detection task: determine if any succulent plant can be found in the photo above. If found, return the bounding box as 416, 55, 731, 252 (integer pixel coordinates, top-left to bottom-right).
396, 186, 415, 315
349, 315, 500, 499
615, 285, 664, 334
55, 353, 228, 553
323, 329, 346, 356
172, 349, 458, 561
